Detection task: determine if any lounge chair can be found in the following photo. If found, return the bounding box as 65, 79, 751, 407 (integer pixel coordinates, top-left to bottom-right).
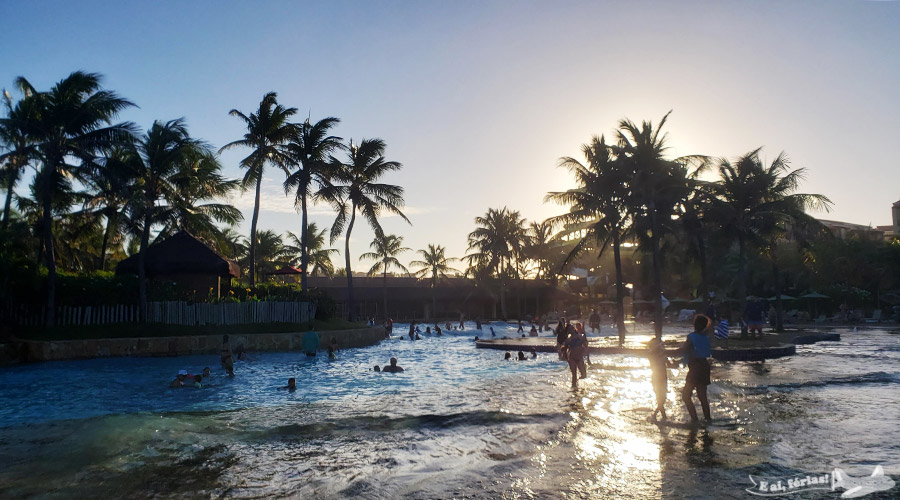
814, 315, 827, 323
865, 310, 882, 323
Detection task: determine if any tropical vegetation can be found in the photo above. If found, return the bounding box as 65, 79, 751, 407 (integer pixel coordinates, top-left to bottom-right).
2, 70, 896, 332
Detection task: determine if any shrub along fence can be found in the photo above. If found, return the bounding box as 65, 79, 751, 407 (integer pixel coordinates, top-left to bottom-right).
2, 301, 317, 328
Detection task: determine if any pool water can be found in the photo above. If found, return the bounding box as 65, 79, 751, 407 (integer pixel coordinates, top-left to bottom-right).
1, 322, 898, 499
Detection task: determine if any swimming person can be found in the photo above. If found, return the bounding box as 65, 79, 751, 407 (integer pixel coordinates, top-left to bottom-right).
169, 370, 188, 388
517, 351, 526, 361
328, 345, 337, 360
517, 320, 524, 333
426, 326, 432, 335
530, 347, 537, 359
223, 355, 235, 377
382, 357, 404, 373
565, 326, 588, 388
529, 324, 538, 336
647, 338, 674, 421
373, 365, 381, 372
677, 315, 713, 424
490, 326, 496, 337
279, 377, 297, 391
202, 366, 211, 379
409, 321, 416, 341
193, 375, 203, 388
221, 334, 234, 368
504, 351, 512, 360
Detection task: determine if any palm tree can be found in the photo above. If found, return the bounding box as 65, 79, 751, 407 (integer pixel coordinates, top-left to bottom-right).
327, 138, 409, 321
286, 222, 338, 277
127, 119, 206, 319
678, 177, 717, 304
81, 147, 136, 270
155, 148, 242, 245
547, 135, 631, 342
616, 112, 705, 338
411, 243, 459, 319
360, 233, 410, 318
713, 148, 831, 331
466, 207, 526, 319
524, 221, 554, 280
238, 230, 294, 278
283, 116, 343, 291
0, 88, 39, 230
220, 92, 296, 286
7, 71, 135, 326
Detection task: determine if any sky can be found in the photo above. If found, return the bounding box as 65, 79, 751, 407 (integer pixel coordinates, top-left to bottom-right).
3, 0, 899, 271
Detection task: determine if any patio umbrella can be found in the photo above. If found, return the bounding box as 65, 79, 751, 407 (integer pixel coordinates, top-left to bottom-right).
690, 297, 706, 303
768, 294, 796, 301
801, 292, 829, 318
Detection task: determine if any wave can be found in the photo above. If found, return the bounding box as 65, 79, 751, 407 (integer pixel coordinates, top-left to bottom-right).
718, 372, 900, 394
256, 410, 562, 438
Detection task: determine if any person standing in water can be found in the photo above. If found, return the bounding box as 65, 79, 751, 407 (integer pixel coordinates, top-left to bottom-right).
589, 309, 601, 333
564, 325, 588, 388
677, 315, 713, 424
647, 337, 675, 421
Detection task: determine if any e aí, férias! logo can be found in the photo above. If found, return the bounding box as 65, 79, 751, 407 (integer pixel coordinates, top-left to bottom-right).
746, 466, 895, 498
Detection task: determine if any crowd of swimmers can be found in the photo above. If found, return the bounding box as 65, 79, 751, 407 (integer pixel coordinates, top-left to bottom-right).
167, 316, 716, 426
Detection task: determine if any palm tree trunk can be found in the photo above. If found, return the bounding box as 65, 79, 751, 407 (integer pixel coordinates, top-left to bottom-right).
248, 170, 262, 287
650, 206, 664, 339
383, 267, 388, 320
300, 193, 309, 292
2, 172, 15, 230
612, 231, 627, 345
99, 210, 115, 271
499, 260, 507, 320
737, 234, 748, 337
138, 209, 152, 323
344, 206, 357, 321
697, 235, 709, 304
41, 175, 56, 328
773, 256, 784, 333
432, 271, 437, 321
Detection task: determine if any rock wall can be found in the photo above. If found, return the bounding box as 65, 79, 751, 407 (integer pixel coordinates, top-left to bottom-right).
13, 327, 385, 363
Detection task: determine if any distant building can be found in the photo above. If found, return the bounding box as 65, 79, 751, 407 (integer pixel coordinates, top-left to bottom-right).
820, 199, 899, 242
818, 219, 885, 241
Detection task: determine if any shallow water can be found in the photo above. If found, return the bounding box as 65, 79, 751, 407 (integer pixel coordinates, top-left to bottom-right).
1, 322, 898, 499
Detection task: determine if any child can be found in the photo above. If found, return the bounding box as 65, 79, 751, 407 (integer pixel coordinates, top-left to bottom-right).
193, 374, 203, 388
647, 338, 675, 421
677, 315, 713, 424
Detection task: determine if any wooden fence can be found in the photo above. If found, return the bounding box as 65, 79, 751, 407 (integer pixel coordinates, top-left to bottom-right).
2, 301, 316, 327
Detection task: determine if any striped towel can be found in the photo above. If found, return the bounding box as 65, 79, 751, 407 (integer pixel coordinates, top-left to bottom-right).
715, 320, 729, 339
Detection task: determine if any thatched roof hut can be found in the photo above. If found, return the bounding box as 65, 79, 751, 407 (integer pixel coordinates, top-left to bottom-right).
116, 231, 239, 297
117, 231, 240, 277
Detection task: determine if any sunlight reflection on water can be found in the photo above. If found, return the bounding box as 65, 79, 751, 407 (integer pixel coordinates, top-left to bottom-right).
0, 324, 898, 499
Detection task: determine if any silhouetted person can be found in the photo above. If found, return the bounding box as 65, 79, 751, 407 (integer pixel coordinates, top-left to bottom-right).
382, 357, 404, 373
677, 315, 713, 424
